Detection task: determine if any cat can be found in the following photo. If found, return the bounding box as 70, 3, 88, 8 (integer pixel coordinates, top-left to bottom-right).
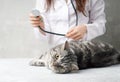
30, 40, 120, 74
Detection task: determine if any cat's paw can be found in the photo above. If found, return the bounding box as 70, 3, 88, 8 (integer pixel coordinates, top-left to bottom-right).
29, 59, 45, 66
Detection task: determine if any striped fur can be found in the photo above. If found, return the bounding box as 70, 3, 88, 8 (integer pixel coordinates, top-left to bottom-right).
30, 40, 120, 73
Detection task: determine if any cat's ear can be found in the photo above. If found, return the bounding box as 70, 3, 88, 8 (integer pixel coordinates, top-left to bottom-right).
71, 64, 79, 71
63, 41, 69, 50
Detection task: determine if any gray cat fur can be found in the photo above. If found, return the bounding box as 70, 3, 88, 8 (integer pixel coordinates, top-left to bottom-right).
30, 40, 120, 73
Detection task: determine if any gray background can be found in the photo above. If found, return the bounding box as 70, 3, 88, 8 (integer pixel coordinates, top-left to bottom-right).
0, 0, 120, 58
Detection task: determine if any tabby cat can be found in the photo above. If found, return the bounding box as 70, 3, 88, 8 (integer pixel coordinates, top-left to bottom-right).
30, 40, 120, 74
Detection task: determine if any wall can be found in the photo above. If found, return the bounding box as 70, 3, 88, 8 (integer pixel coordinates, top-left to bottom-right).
95, 0, 120, 50
0, 0, 48, 58
0, 0, 120, 58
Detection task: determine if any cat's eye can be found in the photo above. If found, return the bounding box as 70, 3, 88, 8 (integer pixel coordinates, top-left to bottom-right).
55, 54, 59, 59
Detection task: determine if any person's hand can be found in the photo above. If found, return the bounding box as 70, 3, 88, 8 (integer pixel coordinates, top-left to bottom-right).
66, 24, 87, 40
29, 13, 46, 35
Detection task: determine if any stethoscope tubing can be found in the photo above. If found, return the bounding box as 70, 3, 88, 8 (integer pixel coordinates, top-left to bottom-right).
33, 0, 78, 36
38, 26, 65, 36
71, 0, 78, 26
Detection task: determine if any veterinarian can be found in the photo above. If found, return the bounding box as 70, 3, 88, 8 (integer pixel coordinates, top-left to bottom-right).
30, 0, 106, 47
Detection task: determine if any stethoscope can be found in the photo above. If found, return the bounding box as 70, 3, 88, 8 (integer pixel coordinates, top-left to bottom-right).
32, 0, 78, 36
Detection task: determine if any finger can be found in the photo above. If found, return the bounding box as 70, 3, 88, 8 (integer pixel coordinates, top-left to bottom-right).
73, 35, 82, 40
32, 24, 40, 27
32, 23, 44, 28
30, 20, 44, 28
30, 13, 43, 20
74, 34, 84, 40
31, 20, 40, 24
30, 17, 40, 21
71, 33, 81, 39
31, 21, 39, 26
66, 31, 75, 38
66, 28, 75, 37
66, 29, 78, 38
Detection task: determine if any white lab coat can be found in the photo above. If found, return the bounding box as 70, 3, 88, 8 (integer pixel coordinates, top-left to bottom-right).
34, 0, 106, 47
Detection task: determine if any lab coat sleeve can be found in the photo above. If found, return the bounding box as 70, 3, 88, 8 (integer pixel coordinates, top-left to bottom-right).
85, 0, 106, 40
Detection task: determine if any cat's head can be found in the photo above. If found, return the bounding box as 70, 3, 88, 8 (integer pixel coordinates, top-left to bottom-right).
47, 41, 79, 73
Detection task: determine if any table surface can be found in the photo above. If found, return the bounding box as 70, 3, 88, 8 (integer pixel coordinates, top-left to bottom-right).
0, 58, 120, 82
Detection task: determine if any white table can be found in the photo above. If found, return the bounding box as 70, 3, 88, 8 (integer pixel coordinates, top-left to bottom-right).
0, 58, 120, 82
